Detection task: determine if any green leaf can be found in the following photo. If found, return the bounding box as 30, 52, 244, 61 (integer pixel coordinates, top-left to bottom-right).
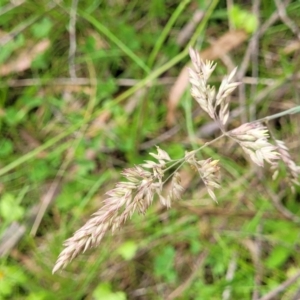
75, 159, 96, 177
117, 241, 138, 261
0, 265, 27, 297
150, 0, 166, 18
190, 239, 202, 254
31, 18, 53, 38
97, 77, 117, 101
229, 5, 258, 33
154, 246, 177, 283
31, 53, 49, 70
4, 107, 26, 125
92, 283, 127, 300
56, 181, 85, 212
83, 36, 97, 52
25, 291, 48, 300
28, 160, 52, 182
0, 139, 13, 157
0, 193, 25, 222
19, 96, 43, 109
0, 34, 25, 64
266, 246, 290, 269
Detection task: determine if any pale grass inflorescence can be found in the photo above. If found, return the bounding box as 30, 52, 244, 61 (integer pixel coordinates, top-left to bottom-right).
53, 48, 300, 273
272, 139, 300, 190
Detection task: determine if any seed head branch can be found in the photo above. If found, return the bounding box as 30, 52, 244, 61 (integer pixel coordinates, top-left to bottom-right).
53, 147, 184, 273
53, 48, 300, 274
188, 47, 240, 126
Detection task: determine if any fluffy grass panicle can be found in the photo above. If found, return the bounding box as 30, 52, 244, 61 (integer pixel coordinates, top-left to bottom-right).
53, 147, 182, 273
53, 48, 299, 274
272, 139, 300, 191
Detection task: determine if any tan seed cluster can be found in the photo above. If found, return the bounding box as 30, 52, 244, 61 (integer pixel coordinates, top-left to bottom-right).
53, 48, 299, 274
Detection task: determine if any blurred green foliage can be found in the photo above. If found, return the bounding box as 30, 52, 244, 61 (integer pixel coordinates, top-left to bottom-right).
0, 0, 299, 299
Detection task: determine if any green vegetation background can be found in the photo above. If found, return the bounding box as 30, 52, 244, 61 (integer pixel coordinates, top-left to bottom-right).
0, 0, 300, 299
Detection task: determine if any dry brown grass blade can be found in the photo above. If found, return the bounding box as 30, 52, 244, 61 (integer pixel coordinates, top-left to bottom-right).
166, 30, 248, 126
0, 204, 40, 257
176, 10, 204, 46
20, 129, 48, 158
0, 222, 26, 257
258, 271, 300, 300
166, 250, 209, 300
283, 40, 300, 54
86, 110, 112, 138
30, 179, 62, 236
0, 39, 50, 76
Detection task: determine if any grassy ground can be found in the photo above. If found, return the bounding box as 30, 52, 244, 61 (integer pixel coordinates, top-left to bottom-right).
1, 0, 300, 299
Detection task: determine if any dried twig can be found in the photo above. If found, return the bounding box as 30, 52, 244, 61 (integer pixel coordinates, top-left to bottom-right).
258, 271, 300, 300
252, 223, 264, 300
166, 250, 208, 300
222, 253, 238, 300
274, 0, 300, 40
68, 0, 79, 78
